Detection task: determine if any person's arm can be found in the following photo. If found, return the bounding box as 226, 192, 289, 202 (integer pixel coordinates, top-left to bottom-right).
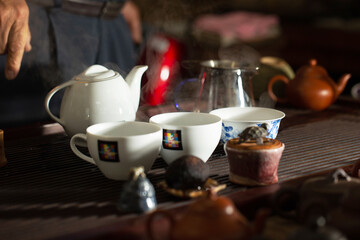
0, 0, 31, 80
121, 1, 142, 44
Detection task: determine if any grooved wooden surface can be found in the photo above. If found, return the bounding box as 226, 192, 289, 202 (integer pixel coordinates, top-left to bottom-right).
1, 97, 360, 240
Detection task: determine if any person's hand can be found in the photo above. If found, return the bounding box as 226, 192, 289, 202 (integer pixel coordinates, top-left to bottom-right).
0, 0, 31, 80
121, 1, 142, 44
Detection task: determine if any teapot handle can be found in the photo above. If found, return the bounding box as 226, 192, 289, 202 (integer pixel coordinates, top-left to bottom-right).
44, 80, 77, 126
267, 75, 289, 103
147, 210, 175, 240
69, 133, 96, 165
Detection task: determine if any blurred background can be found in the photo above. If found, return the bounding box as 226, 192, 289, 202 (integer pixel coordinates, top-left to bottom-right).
1, 0, 360, 127
135, 0, 360, 102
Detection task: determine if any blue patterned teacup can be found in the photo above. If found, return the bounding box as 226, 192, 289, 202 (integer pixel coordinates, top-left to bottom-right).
210, 107, 285, 143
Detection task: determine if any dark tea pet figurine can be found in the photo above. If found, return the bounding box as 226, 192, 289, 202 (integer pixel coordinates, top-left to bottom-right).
238, 123, 269, 145
118, 166, 157, 214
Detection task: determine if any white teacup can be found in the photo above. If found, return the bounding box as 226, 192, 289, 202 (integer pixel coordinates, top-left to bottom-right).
149, 112, 222, 164
70, 121, 162, 180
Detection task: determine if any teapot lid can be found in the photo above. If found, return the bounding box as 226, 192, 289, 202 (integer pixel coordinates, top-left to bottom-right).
185, 189, 247, 221
297, 59, 329, 78
74, 65, 120, 82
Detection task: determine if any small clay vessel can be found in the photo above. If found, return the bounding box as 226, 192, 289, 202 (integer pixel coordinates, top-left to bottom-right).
165, 155, 210, 190
147, 190, 269, 240
225, 137, 284, 186
267, 59, 351, 111
117, 166, 157, 214
274, 169, 360, 223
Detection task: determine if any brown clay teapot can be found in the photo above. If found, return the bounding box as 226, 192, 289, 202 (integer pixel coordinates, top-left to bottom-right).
147, 189, 269, 240
267, 59, 351, 111
274, 168, 360, 223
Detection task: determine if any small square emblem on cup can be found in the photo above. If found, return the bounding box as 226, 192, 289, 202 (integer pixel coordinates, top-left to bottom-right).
163, 129, 183, 150
98, 140, 119, 162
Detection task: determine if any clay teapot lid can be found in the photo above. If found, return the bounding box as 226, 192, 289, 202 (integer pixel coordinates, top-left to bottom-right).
296, 59, 329, 79
166, 189, 254, 240
187, 189, 243, 217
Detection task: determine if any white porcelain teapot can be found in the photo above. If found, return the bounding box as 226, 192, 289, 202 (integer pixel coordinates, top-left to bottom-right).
44, 64, 148, 137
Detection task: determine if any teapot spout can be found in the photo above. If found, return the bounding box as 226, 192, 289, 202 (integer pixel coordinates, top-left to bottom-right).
336, 73, 351, 97
126, 65, 148, 111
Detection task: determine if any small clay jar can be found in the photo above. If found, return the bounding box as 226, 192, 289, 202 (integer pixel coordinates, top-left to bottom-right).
224, 138, 285, 186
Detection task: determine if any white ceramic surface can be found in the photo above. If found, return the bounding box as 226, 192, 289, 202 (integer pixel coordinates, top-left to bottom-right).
210, 107, 285, 143
149, 112, 222, 164
70, 121, 162, 180
45, 65, 148, 137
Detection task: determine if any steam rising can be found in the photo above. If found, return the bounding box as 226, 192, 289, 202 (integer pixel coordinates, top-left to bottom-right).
218, 45, 261, 69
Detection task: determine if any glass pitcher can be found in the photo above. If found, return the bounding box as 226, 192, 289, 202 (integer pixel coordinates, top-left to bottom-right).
194, 60, 258, 113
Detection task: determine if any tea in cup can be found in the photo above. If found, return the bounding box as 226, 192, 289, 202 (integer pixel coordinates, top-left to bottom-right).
149, 112, 222, 164
70, 121, 162, 180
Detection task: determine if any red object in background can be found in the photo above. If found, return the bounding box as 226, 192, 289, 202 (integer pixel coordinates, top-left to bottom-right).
138, 34, 182, 106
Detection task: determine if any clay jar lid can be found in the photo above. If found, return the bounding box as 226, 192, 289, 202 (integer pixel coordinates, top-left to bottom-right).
226, 138, 283, 151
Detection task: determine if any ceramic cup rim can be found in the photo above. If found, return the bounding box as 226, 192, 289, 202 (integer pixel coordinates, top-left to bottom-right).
86, 121, 162, 139
149, 112, 222, 128
210, 107, 285, 123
